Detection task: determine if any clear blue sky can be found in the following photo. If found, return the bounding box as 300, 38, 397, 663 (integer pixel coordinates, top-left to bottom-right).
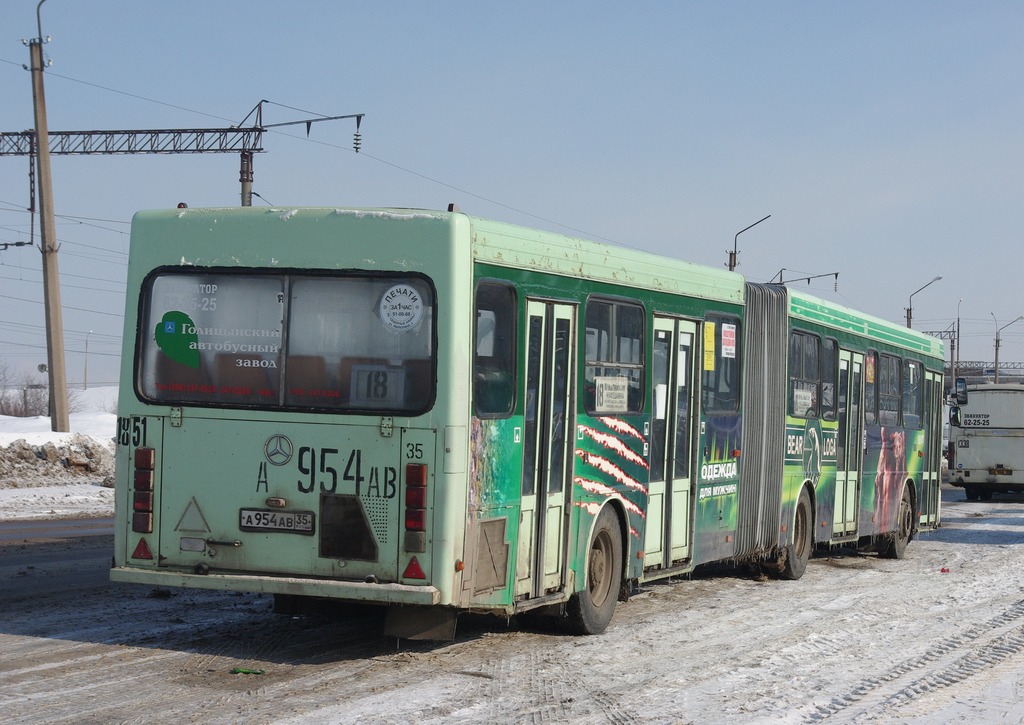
2, 1, 1022, 387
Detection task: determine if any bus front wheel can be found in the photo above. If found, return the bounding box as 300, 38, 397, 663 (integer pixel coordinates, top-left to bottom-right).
567, 506, 622, 635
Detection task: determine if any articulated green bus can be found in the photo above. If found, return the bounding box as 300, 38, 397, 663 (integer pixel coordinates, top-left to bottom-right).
111, 206, 944, 638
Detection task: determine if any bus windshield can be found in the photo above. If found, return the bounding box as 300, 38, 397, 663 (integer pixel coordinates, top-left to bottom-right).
138, 269, 435, 413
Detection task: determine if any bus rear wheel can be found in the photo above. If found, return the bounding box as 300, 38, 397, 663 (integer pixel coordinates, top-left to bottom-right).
881, 484, 913, 559
567, 506, 622, 635
780, 487, 812, 580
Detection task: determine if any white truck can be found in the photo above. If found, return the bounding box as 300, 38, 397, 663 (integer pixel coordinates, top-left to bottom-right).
948, 382, 1024, 500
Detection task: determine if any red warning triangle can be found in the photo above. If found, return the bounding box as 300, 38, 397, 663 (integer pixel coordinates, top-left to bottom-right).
131, 538, 154, 560
401, 556, 426, 580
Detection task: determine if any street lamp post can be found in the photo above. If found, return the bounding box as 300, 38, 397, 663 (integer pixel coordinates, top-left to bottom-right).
991, 312, 997, 380
84, 330, 92, 390
906, 275, 943, 329
954, 298, 963, 381
728, 214, 770, 272
992, 314, 1024, 384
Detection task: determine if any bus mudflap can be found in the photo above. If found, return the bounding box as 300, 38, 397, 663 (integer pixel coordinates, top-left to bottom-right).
383, 605, 458, 640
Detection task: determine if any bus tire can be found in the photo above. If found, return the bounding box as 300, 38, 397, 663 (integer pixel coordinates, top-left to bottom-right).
567, 505, 622, 635
780, 487, 813, 580
881, 484, 913, 559
965, 486, 980, 502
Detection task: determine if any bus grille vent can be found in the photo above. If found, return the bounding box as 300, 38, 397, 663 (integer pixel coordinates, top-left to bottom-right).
362, 495, 390, 545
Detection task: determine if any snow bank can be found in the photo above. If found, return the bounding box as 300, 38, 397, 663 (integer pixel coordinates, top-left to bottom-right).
0, 386, 118, 520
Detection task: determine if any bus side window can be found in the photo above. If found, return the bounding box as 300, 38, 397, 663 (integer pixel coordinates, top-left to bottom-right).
473, 282, 516, 417
701, 316, 740, 414
788, 331, 820, 418
878, 354, 901, 426
584, 299, 645, 415
821, 339, 837, 420
902, 359, 923, 429
864, 351, 878, 425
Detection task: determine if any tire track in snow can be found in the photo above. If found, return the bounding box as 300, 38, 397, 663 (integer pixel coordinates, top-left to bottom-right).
804, 599, 1024, 722
472, 640, 633, 724
479, 647, 574, 723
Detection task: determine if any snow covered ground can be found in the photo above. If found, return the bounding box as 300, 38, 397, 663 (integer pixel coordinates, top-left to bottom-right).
0, 386, 118, 521
3, 388, 1024, 723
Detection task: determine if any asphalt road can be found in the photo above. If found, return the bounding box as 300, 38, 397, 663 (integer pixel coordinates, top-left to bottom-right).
0, 518, 115, 603
0, 516, 114, 545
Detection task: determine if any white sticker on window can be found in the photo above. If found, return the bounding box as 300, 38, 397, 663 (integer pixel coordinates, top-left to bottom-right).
721, 323, 737, 359
379, 284, 424, 333
595, 376, 629, 413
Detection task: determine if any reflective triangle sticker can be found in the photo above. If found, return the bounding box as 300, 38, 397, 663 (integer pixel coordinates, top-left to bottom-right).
174, 496, 211, 533
131, 538, 153, 560
402, 556, 426, 580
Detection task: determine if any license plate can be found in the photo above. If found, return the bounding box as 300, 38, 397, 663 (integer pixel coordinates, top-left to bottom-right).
990, 468, 1013, 476
239, 509, 315, 534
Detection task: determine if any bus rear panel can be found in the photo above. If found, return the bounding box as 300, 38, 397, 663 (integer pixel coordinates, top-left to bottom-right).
113, 208, 471, 637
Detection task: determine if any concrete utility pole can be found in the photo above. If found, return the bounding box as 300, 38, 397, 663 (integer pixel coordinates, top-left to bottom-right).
240, 151, 254, 207
28, 1, 69, 432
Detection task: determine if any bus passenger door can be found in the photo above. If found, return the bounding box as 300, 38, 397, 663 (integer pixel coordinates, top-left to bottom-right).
517, 300, 576, 599
834, 350, 863, 537
919, 370, 942, 526
645, 317, 696, 568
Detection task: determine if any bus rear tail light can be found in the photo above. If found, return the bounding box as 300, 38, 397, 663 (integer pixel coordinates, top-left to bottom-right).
133, 491, 154, 511
405, 508, 426, 531
134, 468, 154, 490
406, 462, 428, 486
133, 447, 155, 533
404, 463, 428, 553
405, 484, 427, 509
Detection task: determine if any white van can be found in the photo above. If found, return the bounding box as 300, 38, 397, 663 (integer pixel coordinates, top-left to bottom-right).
948, 382, 1024, 500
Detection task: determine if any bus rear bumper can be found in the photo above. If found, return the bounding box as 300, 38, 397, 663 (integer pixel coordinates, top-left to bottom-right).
110, 566, 441, 605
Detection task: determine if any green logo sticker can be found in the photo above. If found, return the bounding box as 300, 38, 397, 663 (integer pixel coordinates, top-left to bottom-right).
155, 311, 200, 368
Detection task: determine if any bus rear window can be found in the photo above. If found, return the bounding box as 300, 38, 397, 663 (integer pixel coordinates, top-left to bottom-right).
138, 270, 434, 414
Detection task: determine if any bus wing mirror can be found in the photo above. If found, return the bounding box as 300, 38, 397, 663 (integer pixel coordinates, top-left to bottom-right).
949, 406, 962, 428
954, 377, 968, 405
